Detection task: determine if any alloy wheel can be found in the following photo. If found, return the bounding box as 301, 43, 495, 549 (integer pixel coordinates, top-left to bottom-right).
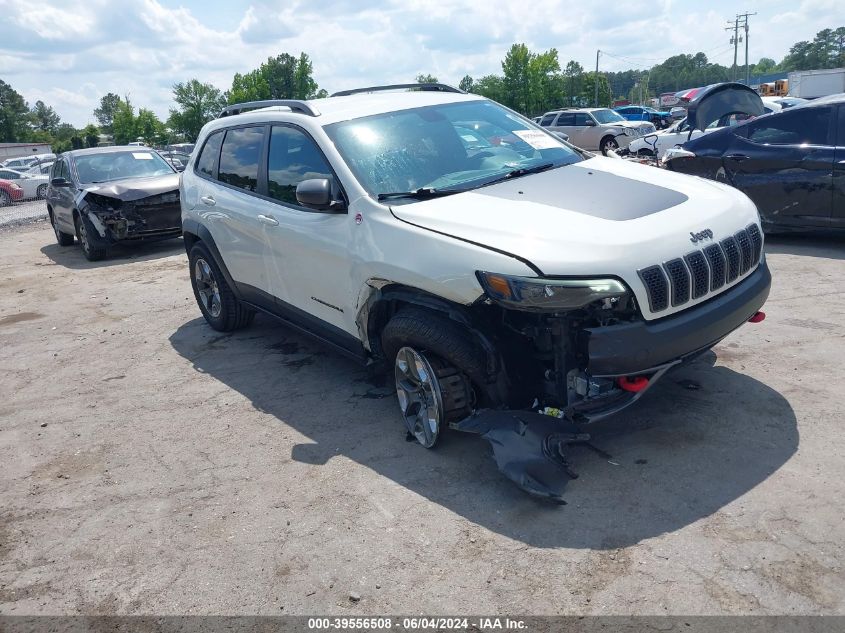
194, 258, 222, 318
394, 346, 444, 448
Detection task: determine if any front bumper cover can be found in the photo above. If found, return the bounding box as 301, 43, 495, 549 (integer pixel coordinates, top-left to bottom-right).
584, 260, 771, 376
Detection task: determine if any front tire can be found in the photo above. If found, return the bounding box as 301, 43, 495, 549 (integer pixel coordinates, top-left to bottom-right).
188, 242, 254, 332
382, 309, 482, 447
75, 213, 108, 261
600, 136, 619, 156
0, 191, 10, 207
37, 184, 47, 199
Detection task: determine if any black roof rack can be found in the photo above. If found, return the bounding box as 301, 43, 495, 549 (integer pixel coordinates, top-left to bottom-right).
219, 100, 320, 118
330, 83, 465, 97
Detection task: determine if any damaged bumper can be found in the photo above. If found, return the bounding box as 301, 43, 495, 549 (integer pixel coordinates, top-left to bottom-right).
584, 260, 771, 376
76, 176, 181, 243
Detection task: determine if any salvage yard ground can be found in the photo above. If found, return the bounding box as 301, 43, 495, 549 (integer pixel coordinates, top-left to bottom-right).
0, 223, 843, 614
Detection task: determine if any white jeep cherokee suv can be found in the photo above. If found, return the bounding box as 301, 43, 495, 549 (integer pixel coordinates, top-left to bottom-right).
180, 84, 770, 454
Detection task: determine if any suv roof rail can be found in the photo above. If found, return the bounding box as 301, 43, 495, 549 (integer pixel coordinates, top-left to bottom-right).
219, 100, 321, 118
330, 83, 465, 97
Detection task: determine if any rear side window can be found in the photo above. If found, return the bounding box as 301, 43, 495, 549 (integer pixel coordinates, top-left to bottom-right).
745, 107, 832, 146
218, 127, 264, 192
267, 126, 333, 205
555, 113, 575, 126
195, 131, 223, 178
539, 113, 557, 126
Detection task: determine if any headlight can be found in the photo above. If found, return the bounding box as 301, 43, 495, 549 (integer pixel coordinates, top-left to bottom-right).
477, 271, 630, 312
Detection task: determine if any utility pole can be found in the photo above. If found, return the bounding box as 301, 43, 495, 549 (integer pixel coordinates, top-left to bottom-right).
738, 12, 756, 85
594, 50, 600, 107
725, 18, 741, 81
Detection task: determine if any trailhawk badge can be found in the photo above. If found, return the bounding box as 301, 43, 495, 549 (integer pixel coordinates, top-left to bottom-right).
689, 228, 714, 244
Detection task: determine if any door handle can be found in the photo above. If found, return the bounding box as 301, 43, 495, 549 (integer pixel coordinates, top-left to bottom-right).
257, 214, 279, 227
200, 195, 215, 206
726, 154, 749, 162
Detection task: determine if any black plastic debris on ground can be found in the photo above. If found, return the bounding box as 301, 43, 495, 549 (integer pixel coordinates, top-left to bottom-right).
456, 410, 592, 503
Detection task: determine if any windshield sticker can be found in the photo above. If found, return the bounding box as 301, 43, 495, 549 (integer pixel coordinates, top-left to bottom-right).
132, 152, 154, 160
512, 130, 561, 149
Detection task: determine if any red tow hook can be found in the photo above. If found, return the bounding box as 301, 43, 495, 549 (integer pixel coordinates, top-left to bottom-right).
617, 376, 650, 393
748, 311, 766, 323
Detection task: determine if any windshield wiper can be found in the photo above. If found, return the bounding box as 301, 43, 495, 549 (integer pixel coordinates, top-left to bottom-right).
480, 162, 557, 187
377, 187, 464, 201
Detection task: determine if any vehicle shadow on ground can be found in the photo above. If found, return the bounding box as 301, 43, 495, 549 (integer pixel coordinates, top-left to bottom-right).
765, 233, 845, 261
40, 236, 184, 269
169, 316, 797, 549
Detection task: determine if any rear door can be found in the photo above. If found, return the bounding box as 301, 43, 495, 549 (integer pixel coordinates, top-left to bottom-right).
833, 104, 845, 228
722, 106, 835, 228
551, 112, 579, 145
194, 125, 277, 300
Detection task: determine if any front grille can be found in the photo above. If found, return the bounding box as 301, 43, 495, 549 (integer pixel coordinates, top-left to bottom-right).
637, 266, 669, 312
684, 251, 709, 299
637, 224, 762, 315
665, 258, 690, 306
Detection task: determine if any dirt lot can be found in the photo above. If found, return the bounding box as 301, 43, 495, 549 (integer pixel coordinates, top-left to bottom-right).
0, 223, 843, 615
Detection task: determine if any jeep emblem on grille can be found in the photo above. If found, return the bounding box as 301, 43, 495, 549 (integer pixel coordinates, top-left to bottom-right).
689, 229, 714, 244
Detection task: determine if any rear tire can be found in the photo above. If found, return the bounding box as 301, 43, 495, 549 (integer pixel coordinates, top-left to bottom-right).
37, 184, 47, 199
188, 242, 255, 332
50, 211, 74, 246
0, 191, 10, 207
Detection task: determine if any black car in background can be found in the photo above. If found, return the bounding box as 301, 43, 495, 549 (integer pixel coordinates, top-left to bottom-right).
665, 94, 845, 233
46, 147, 182, 261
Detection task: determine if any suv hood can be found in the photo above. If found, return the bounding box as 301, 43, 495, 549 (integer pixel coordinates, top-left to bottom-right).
390, 157, 760, 318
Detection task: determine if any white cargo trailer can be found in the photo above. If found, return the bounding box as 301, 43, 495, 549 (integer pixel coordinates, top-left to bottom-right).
788, 68, 845, 98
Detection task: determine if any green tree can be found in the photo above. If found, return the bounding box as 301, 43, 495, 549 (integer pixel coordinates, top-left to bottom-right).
0, 79, 31, 142
501, 43, 532, 112
136, 108, 165, 145
82, 124, 100, 148
112, 98, 138, 145
528, 48, 561, 115
93, 93, 121, 133
752, 57, 777, 75
581, 72, 611, 107
31, 100, 60, 135
563, 60, 584, 107
473, 75, 505, 103
169, 79, 226, 142
227, 52, 326, 104
415, 73, 439, 84
458, 75, 474, 92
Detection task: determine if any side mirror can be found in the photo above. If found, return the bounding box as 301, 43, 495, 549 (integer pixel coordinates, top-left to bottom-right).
50, 177, 71, 187
585, 120, 596, 127
295, 178, 342, 211
552, 131, 569, 142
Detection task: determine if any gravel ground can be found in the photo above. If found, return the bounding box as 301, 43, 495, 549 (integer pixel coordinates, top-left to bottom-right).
0, 223, 843, 615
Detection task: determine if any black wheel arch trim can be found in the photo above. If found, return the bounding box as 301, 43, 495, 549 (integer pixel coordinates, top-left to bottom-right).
182, 218, 243, 302
359, 283, 502, 380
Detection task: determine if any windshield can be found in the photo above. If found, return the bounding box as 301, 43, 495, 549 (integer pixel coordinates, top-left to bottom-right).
324, 100, 581, 199
592, 109, 626, 124
74, 151, 174, 184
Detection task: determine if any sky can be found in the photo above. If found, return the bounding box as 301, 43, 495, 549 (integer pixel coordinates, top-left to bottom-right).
1, 0, 843, 127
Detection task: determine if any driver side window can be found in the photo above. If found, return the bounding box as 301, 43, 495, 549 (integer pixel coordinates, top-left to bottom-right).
267, 126, 334, 206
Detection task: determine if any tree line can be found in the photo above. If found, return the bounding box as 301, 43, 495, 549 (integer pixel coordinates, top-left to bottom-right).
1, 25, 841, 149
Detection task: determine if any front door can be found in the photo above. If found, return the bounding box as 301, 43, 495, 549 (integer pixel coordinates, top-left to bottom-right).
261, 124, 354, 335
832, 104, 845, 228
722, 106, 834, 228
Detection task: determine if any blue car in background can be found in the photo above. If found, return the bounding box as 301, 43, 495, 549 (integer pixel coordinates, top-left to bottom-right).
614, 105, 672, 129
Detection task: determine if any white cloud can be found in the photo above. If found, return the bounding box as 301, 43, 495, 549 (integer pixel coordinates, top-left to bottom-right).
0, 0, 840, 127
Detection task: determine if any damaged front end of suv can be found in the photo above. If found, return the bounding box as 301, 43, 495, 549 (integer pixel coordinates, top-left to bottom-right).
77, 177, 182, 244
